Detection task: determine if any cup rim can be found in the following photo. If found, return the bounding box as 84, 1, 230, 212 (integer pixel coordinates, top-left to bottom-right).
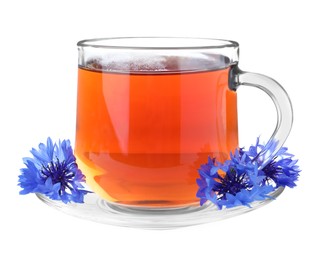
77, 37, 239, 50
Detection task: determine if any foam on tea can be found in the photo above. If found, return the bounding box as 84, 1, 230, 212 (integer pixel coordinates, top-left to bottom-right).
83, 52, 230, 73
75, 55, 238, 207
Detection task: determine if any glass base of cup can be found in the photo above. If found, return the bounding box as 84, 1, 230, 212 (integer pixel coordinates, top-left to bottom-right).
36, 187, 284, 229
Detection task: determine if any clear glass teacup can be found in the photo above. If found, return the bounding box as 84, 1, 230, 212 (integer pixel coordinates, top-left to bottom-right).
75, 37, 292, 209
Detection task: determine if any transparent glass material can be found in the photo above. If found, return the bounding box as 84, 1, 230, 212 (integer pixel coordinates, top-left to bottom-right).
77, 37, 239, 74
38, 37, 293, 228
37, 187, 284, 229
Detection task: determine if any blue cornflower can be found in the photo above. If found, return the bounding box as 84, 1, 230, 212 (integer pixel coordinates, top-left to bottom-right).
18, 137, 90, 203
242, 138, 300, 188
196, 138, 299, 209
197, 155, 273, 209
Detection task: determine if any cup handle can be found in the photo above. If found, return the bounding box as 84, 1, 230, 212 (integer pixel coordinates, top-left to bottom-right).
229, 65, 293, 168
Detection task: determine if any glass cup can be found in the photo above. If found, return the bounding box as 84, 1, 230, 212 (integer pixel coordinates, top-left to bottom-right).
75, 37, 293, 210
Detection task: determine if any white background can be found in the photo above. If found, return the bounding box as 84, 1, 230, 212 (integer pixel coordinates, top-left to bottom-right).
1, 0, 320, 259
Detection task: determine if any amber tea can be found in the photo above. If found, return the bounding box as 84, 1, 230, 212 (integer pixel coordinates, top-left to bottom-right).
75, 56, 238, 207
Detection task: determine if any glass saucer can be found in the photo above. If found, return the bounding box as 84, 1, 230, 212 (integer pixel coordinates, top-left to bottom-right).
36, 187, 284, 229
